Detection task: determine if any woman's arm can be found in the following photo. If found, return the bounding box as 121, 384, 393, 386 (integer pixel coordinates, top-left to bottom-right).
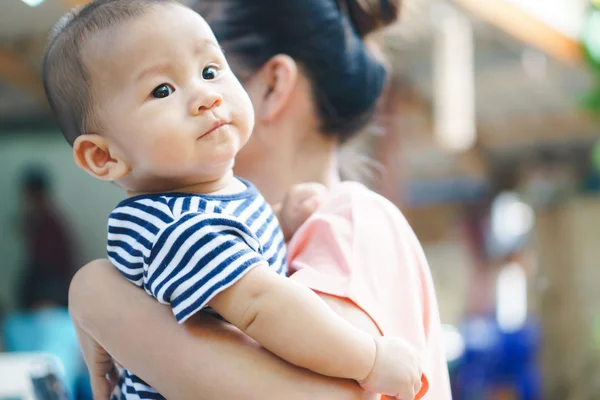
69, 260, 372, 400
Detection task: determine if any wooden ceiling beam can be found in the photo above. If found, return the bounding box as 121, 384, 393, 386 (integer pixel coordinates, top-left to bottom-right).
455, 0, 583, 65
0, 46, 44, 100
59, 0, 90, 9
0, 0, 92, 102
479, 111, 598, 149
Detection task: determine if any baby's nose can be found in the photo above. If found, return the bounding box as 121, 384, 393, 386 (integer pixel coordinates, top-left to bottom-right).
191, 92, 223, 114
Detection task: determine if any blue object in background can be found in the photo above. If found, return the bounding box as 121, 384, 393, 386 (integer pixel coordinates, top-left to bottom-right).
452, 315, 541, 400
2, 306, 84, 399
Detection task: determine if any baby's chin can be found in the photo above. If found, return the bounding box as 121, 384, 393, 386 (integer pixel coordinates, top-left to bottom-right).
197, 158, 237, 181
117, 153, 238, 193
199, 145, 242, 169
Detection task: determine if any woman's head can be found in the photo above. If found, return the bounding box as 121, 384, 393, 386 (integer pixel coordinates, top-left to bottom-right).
190, 0, 400, 201
192, 0, 398, 140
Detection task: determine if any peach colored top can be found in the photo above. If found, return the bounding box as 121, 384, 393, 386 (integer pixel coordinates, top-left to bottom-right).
288, 182, 451, 400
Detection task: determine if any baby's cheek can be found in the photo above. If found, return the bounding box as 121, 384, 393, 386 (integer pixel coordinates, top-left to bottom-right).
227, 86, 254, 134
159, 138, 190, 163
236, 107, 255, 144
136, 136, 182, 169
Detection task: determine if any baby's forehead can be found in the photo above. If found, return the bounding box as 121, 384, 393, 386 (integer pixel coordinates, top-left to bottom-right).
82, 6, 218, 66
81, 8, 221, 90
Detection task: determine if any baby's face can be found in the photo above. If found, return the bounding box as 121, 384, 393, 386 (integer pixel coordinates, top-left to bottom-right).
82, 4, 254, 191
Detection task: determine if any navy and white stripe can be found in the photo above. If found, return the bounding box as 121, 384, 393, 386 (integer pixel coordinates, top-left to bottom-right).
107, 179, 287, 400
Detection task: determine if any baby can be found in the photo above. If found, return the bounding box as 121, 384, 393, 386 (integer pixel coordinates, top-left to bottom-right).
42, 1, 424, 399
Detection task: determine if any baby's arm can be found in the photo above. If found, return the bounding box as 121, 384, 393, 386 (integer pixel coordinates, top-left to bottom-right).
210, 265, 374, 379
209, 265, 422, 399
133, 210, 421, 399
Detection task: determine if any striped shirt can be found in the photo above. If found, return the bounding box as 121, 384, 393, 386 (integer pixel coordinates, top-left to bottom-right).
107, 179, 287, 400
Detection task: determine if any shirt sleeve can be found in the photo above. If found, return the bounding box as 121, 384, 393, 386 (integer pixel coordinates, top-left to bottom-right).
144, 213, 266, 323
107, 210, 156, 288
287, 182, 438, 399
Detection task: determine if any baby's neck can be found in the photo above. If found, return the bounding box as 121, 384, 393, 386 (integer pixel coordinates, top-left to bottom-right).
126, 170, 244, 198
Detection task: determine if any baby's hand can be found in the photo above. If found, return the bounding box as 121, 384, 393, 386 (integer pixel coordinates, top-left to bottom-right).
275, 183, 328, 241
359, 337, 423, 400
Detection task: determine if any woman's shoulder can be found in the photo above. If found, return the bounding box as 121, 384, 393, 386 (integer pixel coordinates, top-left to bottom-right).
290, 180, 422, 265
325, 181, 411, 227
329, 181, 396, 206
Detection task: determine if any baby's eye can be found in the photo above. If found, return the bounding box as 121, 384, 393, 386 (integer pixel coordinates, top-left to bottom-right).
151, 84, 175, 98
202, 66, 219, 80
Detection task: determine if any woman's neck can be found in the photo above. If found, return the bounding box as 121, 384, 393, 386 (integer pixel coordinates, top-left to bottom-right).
292, 146, 340, 188
269, 132, 340, 204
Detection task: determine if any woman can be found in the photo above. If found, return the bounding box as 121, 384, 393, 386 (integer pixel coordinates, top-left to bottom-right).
69, 0, 451, 399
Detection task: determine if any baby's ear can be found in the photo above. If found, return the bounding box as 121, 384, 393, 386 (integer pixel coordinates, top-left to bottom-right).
73, 134, 130, 181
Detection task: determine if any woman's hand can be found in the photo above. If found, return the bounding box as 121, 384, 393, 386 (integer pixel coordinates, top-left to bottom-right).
73, 321, 118, 399
70, 270, 119, 399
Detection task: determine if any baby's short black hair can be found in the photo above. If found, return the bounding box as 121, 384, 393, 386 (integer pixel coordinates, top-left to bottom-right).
42, 0, 177, 145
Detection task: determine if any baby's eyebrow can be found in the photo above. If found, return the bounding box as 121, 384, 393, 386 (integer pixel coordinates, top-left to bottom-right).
196, 39, 225, 55
135, 63, 174, 82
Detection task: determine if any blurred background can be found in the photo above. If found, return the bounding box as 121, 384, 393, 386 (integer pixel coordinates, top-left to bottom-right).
1, 0, 600, 399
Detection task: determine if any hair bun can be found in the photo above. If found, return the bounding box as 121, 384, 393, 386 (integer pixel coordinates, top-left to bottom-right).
337, 0, 400, 37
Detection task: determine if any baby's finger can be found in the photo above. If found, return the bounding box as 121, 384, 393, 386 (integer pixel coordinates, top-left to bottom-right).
413, 380, 422, 399
395, 386, 415, 400
300, 196, 322, 214
288, 183, 328, 203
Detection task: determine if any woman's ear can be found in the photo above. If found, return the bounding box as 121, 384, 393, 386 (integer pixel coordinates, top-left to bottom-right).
254, 54, 298, 123
73, 134, 130, 181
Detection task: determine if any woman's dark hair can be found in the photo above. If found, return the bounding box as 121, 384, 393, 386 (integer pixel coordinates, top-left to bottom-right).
190, 0, 400, 142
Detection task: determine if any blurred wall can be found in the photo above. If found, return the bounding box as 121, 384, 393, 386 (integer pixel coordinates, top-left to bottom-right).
535, 198, 600, 399
423, 240, 473, 325
0, 132, 123, 309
